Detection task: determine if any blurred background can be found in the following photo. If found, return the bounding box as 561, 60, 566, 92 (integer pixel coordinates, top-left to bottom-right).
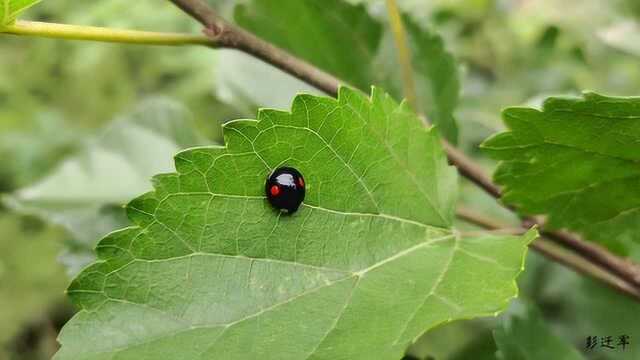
1, 0, 640, 359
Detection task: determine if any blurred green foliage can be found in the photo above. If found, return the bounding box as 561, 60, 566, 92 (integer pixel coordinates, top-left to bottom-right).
0, 1, 238, 156
6, 98, 211, 275
0, 213, 68, 360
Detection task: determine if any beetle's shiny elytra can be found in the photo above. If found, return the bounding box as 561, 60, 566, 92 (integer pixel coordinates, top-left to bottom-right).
265, 167, 305, 214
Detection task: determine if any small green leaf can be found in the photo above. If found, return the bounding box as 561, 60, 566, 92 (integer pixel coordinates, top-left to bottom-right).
494, 301, 583, 360
56, 88, 534, 359
405, 17, 460, 143
0, 0, 41, 27
482, 92, 640, 259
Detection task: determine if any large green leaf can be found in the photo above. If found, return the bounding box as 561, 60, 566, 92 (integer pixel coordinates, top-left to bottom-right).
482, 93, 640, 259
4, 99, 208, 274
0, 0, 41, 26
225, 0, 460, 142
56, 88, 534, 359
494, 301, 583, 360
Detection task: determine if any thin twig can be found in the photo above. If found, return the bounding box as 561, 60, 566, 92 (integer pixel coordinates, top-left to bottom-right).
167, 0, 640, 298
3, 20, 215, 46
539, 227, 640, 286
456, 207, 640, 300
442, 142, 501, 198
531, 239, 640, 300
385, 0, 417, 110
456, 206, 511, 230
169, 0, 345, 95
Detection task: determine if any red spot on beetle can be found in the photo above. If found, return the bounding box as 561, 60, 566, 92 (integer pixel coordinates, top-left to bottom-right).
270, 185, 280, 196
298, 177, 305, 188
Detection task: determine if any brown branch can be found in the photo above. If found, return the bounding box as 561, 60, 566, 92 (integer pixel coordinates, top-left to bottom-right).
450, 138, 640, 289
456, 207, 640, 301
168, 0, 640, 297
169, 0, 344, 96
538, 227, 640, 286
447, 137, 640, 290
455, 206, 511, 230
452, 157, 640, 290
532, 240, 640, 300
442, 142, 501, 198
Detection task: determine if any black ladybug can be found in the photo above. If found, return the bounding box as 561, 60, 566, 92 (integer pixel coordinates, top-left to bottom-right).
265, 167, 305, 214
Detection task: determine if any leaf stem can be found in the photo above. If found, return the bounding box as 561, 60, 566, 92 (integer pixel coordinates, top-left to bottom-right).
384, 0, 418, 110
2, 20, 216, 47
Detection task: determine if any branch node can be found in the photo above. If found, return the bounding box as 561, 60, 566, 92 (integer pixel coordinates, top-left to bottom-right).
202, 24, 222, 38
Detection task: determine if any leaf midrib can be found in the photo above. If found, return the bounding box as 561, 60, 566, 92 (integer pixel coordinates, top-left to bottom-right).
141, 192, 450, 231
